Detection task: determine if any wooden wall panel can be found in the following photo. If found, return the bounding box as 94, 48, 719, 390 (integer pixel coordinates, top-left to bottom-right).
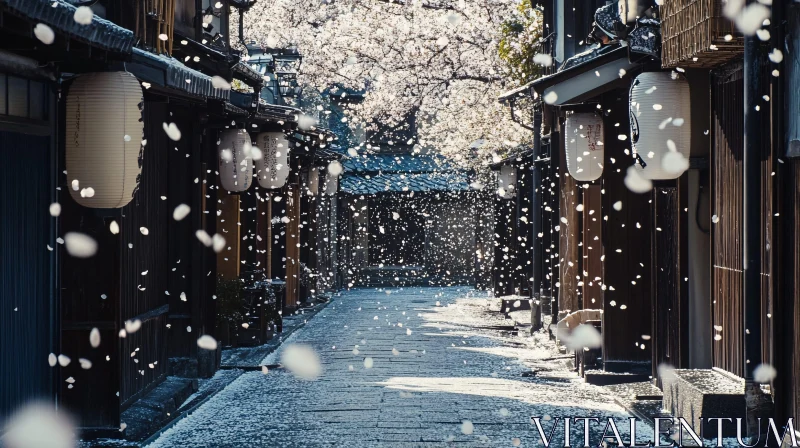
601, 91, 652, 366
651, 180, 689, 376
780, 161, 800, 424
217, 192, 241, 279
257, 195, 270, 274
315, 196, 332, 291
59, 190, 120, 427
271, 192, 287, 282
166, 106, 207, 360
759, 64, 775, 372
710, 58, 775, 378
0, 132, 55, 422
542, 136, 560, 307
517, 161, 534, 295
559, 136, 581, 314
239, 190, 259, 271
298, 194, 313, 301
285, 184, 301, 309
710, 63, 744, 376
582, 185, 603, 308
118, 101, 171, 407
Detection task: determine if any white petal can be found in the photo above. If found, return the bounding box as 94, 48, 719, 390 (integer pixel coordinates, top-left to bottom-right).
281, 344, 322, 380
173, 204, 191, 221
90, 328, 101, 348
64, 232, 97, 258
197, 335, 218, 351
34, 23, 55, 45
73, 6, 94, 25
211, 76, 232, 90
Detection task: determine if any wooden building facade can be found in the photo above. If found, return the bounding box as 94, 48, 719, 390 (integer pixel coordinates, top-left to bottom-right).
0, 0, 342, 439
498, 0, 800, 437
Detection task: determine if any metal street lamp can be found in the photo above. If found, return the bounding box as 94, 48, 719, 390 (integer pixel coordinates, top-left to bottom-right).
277, 72, 300, 98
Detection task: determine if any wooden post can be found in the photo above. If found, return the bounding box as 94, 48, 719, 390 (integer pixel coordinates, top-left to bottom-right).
285, 184, 300, 309
559, 127, 580, 316
582, 184, 603, 308
217, 192, 241, 280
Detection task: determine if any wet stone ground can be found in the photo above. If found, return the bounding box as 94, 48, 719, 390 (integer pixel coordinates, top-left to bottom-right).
149, 287, 651, 447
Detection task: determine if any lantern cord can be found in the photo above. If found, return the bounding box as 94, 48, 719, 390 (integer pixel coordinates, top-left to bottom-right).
634, 153, 647, 168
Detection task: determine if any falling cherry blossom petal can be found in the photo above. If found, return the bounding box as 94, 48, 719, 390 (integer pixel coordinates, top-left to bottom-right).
64, 232, 97, 258
34, 23, 55, 44
281, 344, 322, 380
197, 335, 218, 351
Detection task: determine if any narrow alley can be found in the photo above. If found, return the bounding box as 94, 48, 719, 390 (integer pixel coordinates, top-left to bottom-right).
149, 288, 645, 447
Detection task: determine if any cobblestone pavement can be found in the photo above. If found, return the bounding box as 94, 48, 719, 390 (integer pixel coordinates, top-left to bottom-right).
149, 287, 649, 447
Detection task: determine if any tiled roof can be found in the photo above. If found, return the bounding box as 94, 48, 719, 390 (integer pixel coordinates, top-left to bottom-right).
340, 171, 470, 195
128, 48, 231, 101
4, 0, 135, 53
341, 153, 453, 173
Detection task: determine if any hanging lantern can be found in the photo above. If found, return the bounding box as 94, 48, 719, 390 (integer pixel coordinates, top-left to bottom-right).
305, 167, 320, 196
254, 132, 290, 189
564, 113, 604, 182
629, 72, 692, 180
219, 129, 253, 192
66, 72, 143, 208
497, 164, 516, 199
323, 172, 338, 196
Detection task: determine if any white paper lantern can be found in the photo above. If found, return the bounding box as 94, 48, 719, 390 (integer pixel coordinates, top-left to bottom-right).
66, 72, 143, 208
629, 72, 692, 180
305, 167, 320, 196
254, 132, 290, 189
564, 113, 604, 182
219, 129, 253, 192
323, 172, 338, 196
497, 164, 516, 199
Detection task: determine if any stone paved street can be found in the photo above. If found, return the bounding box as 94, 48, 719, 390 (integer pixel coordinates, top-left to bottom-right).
149, 287, 650, 447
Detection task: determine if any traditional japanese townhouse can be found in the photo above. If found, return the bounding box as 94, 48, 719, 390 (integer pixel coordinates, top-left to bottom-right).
0, 0, 301, 440
505, 0, 798, 438
501, 0, 665, 380
283, 125, 340, 309
656, 0, 792, 436
505, 0, 717, 384
214, 43, 302, 345
0, 0, 137, 426
240, 43, 345, 313
496, 39, 559, 324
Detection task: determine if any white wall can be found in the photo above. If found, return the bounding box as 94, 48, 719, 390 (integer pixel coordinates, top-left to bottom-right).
688, 169, 712, 368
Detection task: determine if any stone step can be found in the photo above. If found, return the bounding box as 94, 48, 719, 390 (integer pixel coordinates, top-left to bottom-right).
605, 380, 664, 401
584, 370, 651, 386
662, 369, 745, 438
120, 376, 198, 441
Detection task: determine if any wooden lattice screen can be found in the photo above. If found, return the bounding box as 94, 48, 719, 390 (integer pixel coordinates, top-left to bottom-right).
661, 0, 743, 68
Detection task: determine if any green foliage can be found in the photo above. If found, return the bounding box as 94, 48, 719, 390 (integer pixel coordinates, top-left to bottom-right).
498, 0, 545, 85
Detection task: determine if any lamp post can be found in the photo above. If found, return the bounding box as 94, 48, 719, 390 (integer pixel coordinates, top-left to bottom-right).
246, 43, 303, 105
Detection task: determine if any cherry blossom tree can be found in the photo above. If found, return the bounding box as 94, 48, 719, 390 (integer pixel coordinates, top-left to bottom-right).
239, 0, 541, 165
